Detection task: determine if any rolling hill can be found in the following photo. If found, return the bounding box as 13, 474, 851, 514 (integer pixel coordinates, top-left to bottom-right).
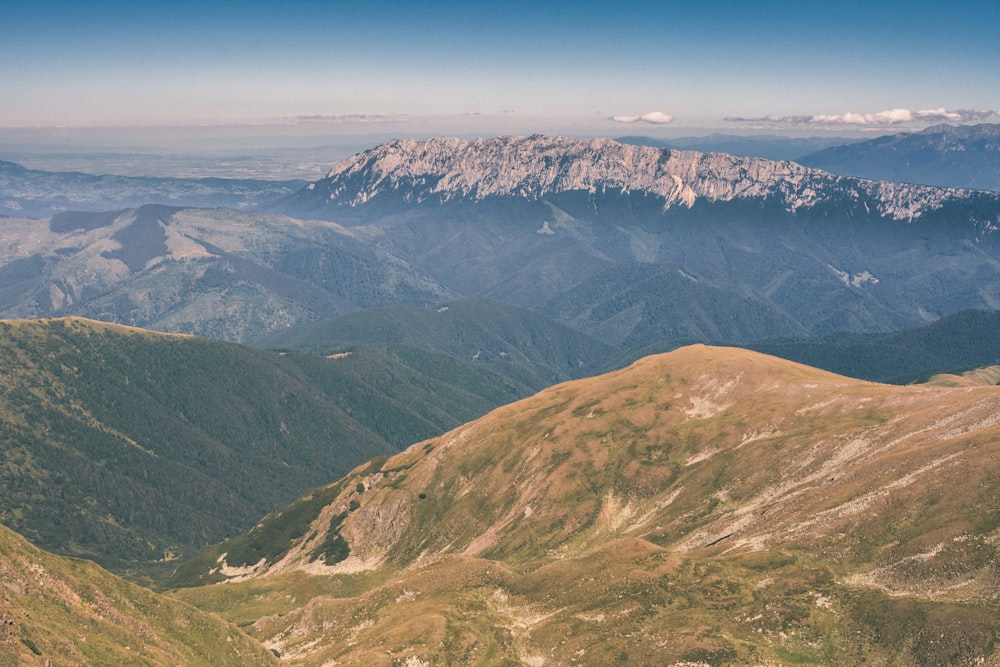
172, 344, 1000, 665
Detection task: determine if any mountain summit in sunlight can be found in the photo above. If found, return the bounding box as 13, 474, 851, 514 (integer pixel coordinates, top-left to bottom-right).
281, 134, 996, 218
174, 344, 1000, 666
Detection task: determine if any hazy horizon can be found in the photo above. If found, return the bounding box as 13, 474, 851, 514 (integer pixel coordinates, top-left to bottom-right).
0, 121, 884, 180
4, 0, 998, 144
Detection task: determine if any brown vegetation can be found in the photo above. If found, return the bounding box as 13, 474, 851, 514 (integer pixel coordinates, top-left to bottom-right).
177, 345, 1000, 665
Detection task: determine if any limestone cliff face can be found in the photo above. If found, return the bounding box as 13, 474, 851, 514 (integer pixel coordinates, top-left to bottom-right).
310, 135, 993, 222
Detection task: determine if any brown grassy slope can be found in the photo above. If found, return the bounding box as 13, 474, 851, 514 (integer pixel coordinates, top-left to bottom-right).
0, 523, 276, 667
926, 364, 1000, 387
176, 345, 1000, 666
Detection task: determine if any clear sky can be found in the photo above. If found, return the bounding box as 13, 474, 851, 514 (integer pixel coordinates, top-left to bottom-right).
2, 0, 999, 139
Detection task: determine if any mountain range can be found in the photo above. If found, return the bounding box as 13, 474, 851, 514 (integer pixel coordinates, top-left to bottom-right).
276, 134, 1000, 340
170, 344, 1000, 666
5, 134, 1000, 347
3, 127, 1000, 664
281, 134, 989, 215
0, 159, 307, 218
616, 133, 863, 161
621, 124, 1000, 192
799, 123, 1000, 191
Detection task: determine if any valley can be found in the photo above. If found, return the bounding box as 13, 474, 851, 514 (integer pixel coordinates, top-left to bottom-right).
0, 318, 523, 580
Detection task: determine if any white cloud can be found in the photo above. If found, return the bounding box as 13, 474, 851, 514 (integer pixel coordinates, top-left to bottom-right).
725, 107, 999, 127
912, 108, 998, 123
610, 111, 675, 125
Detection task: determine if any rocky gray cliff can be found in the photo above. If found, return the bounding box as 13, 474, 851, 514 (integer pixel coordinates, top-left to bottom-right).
294, 135, 998, 224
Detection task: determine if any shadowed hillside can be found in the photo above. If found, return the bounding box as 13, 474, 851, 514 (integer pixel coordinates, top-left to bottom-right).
256, 298, 616, 391
0, 318, 523, 580
606, 308, 1000, 385
747, 308, 1000, 383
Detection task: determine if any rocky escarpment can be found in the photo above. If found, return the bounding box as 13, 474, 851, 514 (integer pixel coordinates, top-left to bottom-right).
296, 135, 999, 222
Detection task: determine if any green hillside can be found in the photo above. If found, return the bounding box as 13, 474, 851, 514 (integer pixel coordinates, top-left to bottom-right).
541, 263, 810, 347
0, 522, 276, 666
256, 298, 615, 391
0, 318, 523, 581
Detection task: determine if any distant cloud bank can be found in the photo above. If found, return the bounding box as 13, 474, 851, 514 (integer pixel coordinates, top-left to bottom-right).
725, 107, 1000, 127
291, 114, 409, 124
609, 111, 675, 125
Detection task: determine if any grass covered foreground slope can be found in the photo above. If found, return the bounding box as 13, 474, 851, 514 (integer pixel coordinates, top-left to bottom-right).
0, 522, 276, 667
0, 318, 523, 579
175, 345, 1000, 666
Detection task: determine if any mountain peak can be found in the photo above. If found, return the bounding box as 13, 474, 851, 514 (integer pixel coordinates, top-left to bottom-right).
294, 134, 982, 222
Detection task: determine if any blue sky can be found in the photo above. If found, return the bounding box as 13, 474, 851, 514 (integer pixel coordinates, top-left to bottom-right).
3, 0, 998, 138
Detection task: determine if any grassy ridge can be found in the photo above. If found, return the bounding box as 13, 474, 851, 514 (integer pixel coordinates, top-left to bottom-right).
174, 345, 1000, 665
